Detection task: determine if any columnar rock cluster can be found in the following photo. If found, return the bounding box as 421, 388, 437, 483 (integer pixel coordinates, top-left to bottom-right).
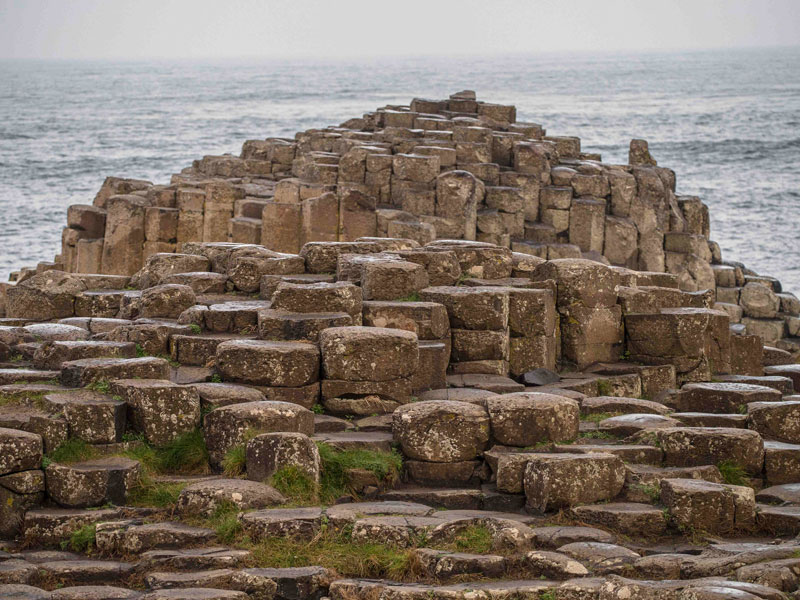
1, 92, 800, 599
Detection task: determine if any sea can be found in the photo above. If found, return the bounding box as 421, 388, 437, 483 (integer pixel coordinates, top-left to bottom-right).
1, 48, 798, 292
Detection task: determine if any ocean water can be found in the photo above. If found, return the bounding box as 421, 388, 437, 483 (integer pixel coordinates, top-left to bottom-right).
1, 48, 798, 291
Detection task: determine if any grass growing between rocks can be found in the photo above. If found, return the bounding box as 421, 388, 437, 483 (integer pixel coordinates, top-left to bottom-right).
579, 412, 615, 424
222, 445, 247, 477
127, 479, 187, 508
46, 438, 99, 464
244, 525, 420, 580
447, 524, 494, 554
717, 460, 750, 486
62, 523, 96, 553
269, 443, 404, 505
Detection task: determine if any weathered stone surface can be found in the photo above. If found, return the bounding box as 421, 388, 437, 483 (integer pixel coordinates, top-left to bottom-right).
216, 339, 320, 387
486, 392, 579, 446
747, 399, 800, 443
45, 457, 140, 508
140, 284, 197, 319
0, 428, 42, 476
111, 379, 200, 447
319, 326, 418, 382
246, 432, 320, 483
271, 281, 363, 324
419, 286, 509, 330
570, 502, 668, 537
240, 507, 323, 540
524, 550, 589, 579
60, 357, 170, 387
175, 478, 285, 515
660, 478, 755, 534
257, 309, 352, 343
95, 521, 216, 554
677, 382, 781, 413
7, 271, 87, 320
204, 401, 314, 466
633, 426, 764, 474
392, 400, 489, 462
131, 253, 211, 289
523, 453, 626, 511
33, 340, 136, 370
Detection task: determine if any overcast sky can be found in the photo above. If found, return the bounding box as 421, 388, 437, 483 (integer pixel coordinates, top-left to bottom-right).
1, 0, 798, 60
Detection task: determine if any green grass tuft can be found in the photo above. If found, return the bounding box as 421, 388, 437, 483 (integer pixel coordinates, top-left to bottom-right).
596, 379, 613, 396
395, 292, 421, 302
450, 524, 493, 554
247, 528, 418, 580
86, 379, 111, 394
189, 324, 202, 334
155, 429, 210, 474
633, 482, 662, 503
311, 403, 325, 414
580, 412, 615, 424
317, 442, 403, 504
47, 438, 99, 464
222, 445, 247, 477
271, 465, 319, 504
128, 479, 186, 508
718, 460, 750, 486
210, 374, 223, 383
61, 523, 96, 553
206, 500, 243, 544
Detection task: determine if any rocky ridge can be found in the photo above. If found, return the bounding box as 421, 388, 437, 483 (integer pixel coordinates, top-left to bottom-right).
0, 91, 799, 599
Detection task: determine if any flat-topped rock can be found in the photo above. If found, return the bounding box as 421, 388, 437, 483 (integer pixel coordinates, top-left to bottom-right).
632, 426, 765, 474
204, 401, 314, 466
486, 392, 579, 446
216, 339, 320, 387
580, 395, 671, 416
176, 478, 285, 515
60, 357, 170, 387
677, 382, 782, 413
393, 400, 489, 462
44, 390, 126, 444
239, 507, 323, 540
111, 379, 200, 446
319, 326, 418, 382
45, 457, 140, 508
33, 340, 136, 370
523, 453, 625, 512
95, 521, 216, 554
570, 502, 668, 537
598, 413, 681, 437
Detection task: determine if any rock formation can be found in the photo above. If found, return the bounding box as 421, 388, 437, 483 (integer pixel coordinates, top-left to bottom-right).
0, 91, 799, 599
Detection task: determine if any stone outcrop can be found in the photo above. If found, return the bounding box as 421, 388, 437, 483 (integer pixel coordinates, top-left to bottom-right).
0, 91, 798, 599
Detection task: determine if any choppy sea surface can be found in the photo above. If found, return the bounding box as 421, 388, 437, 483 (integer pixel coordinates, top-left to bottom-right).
1, 48, 798, 291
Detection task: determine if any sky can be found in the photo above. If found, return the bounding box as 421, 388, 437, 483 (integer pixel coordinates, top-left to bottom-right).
0, 0, 798, 60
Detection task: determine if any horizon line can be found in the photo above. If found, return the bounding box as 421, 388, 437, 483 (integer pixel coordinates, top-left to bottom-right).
1, 43, 799, 62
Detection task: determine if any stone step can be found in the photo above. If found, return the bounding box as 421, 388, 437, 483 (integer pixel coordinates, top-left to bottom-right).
136, 547, 251, 572
22, 507, 130, 546
715, 373, 795, 395
569, 502, 668, 537
0, 369, 61, 386
164, 271, 229, 294
38, 559, 135, 586
204, 301, 273, 334
756, 484, 800, 505
44, 457, 141, 508
95, 521, 216, 554
60, 357, 171, 388
43, 390, 126, 444
0, 407, 67, 454
170, 333, 257, 367
765, 364, 800, 390
676, 382, 782, 413
312, 431, 394, 453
